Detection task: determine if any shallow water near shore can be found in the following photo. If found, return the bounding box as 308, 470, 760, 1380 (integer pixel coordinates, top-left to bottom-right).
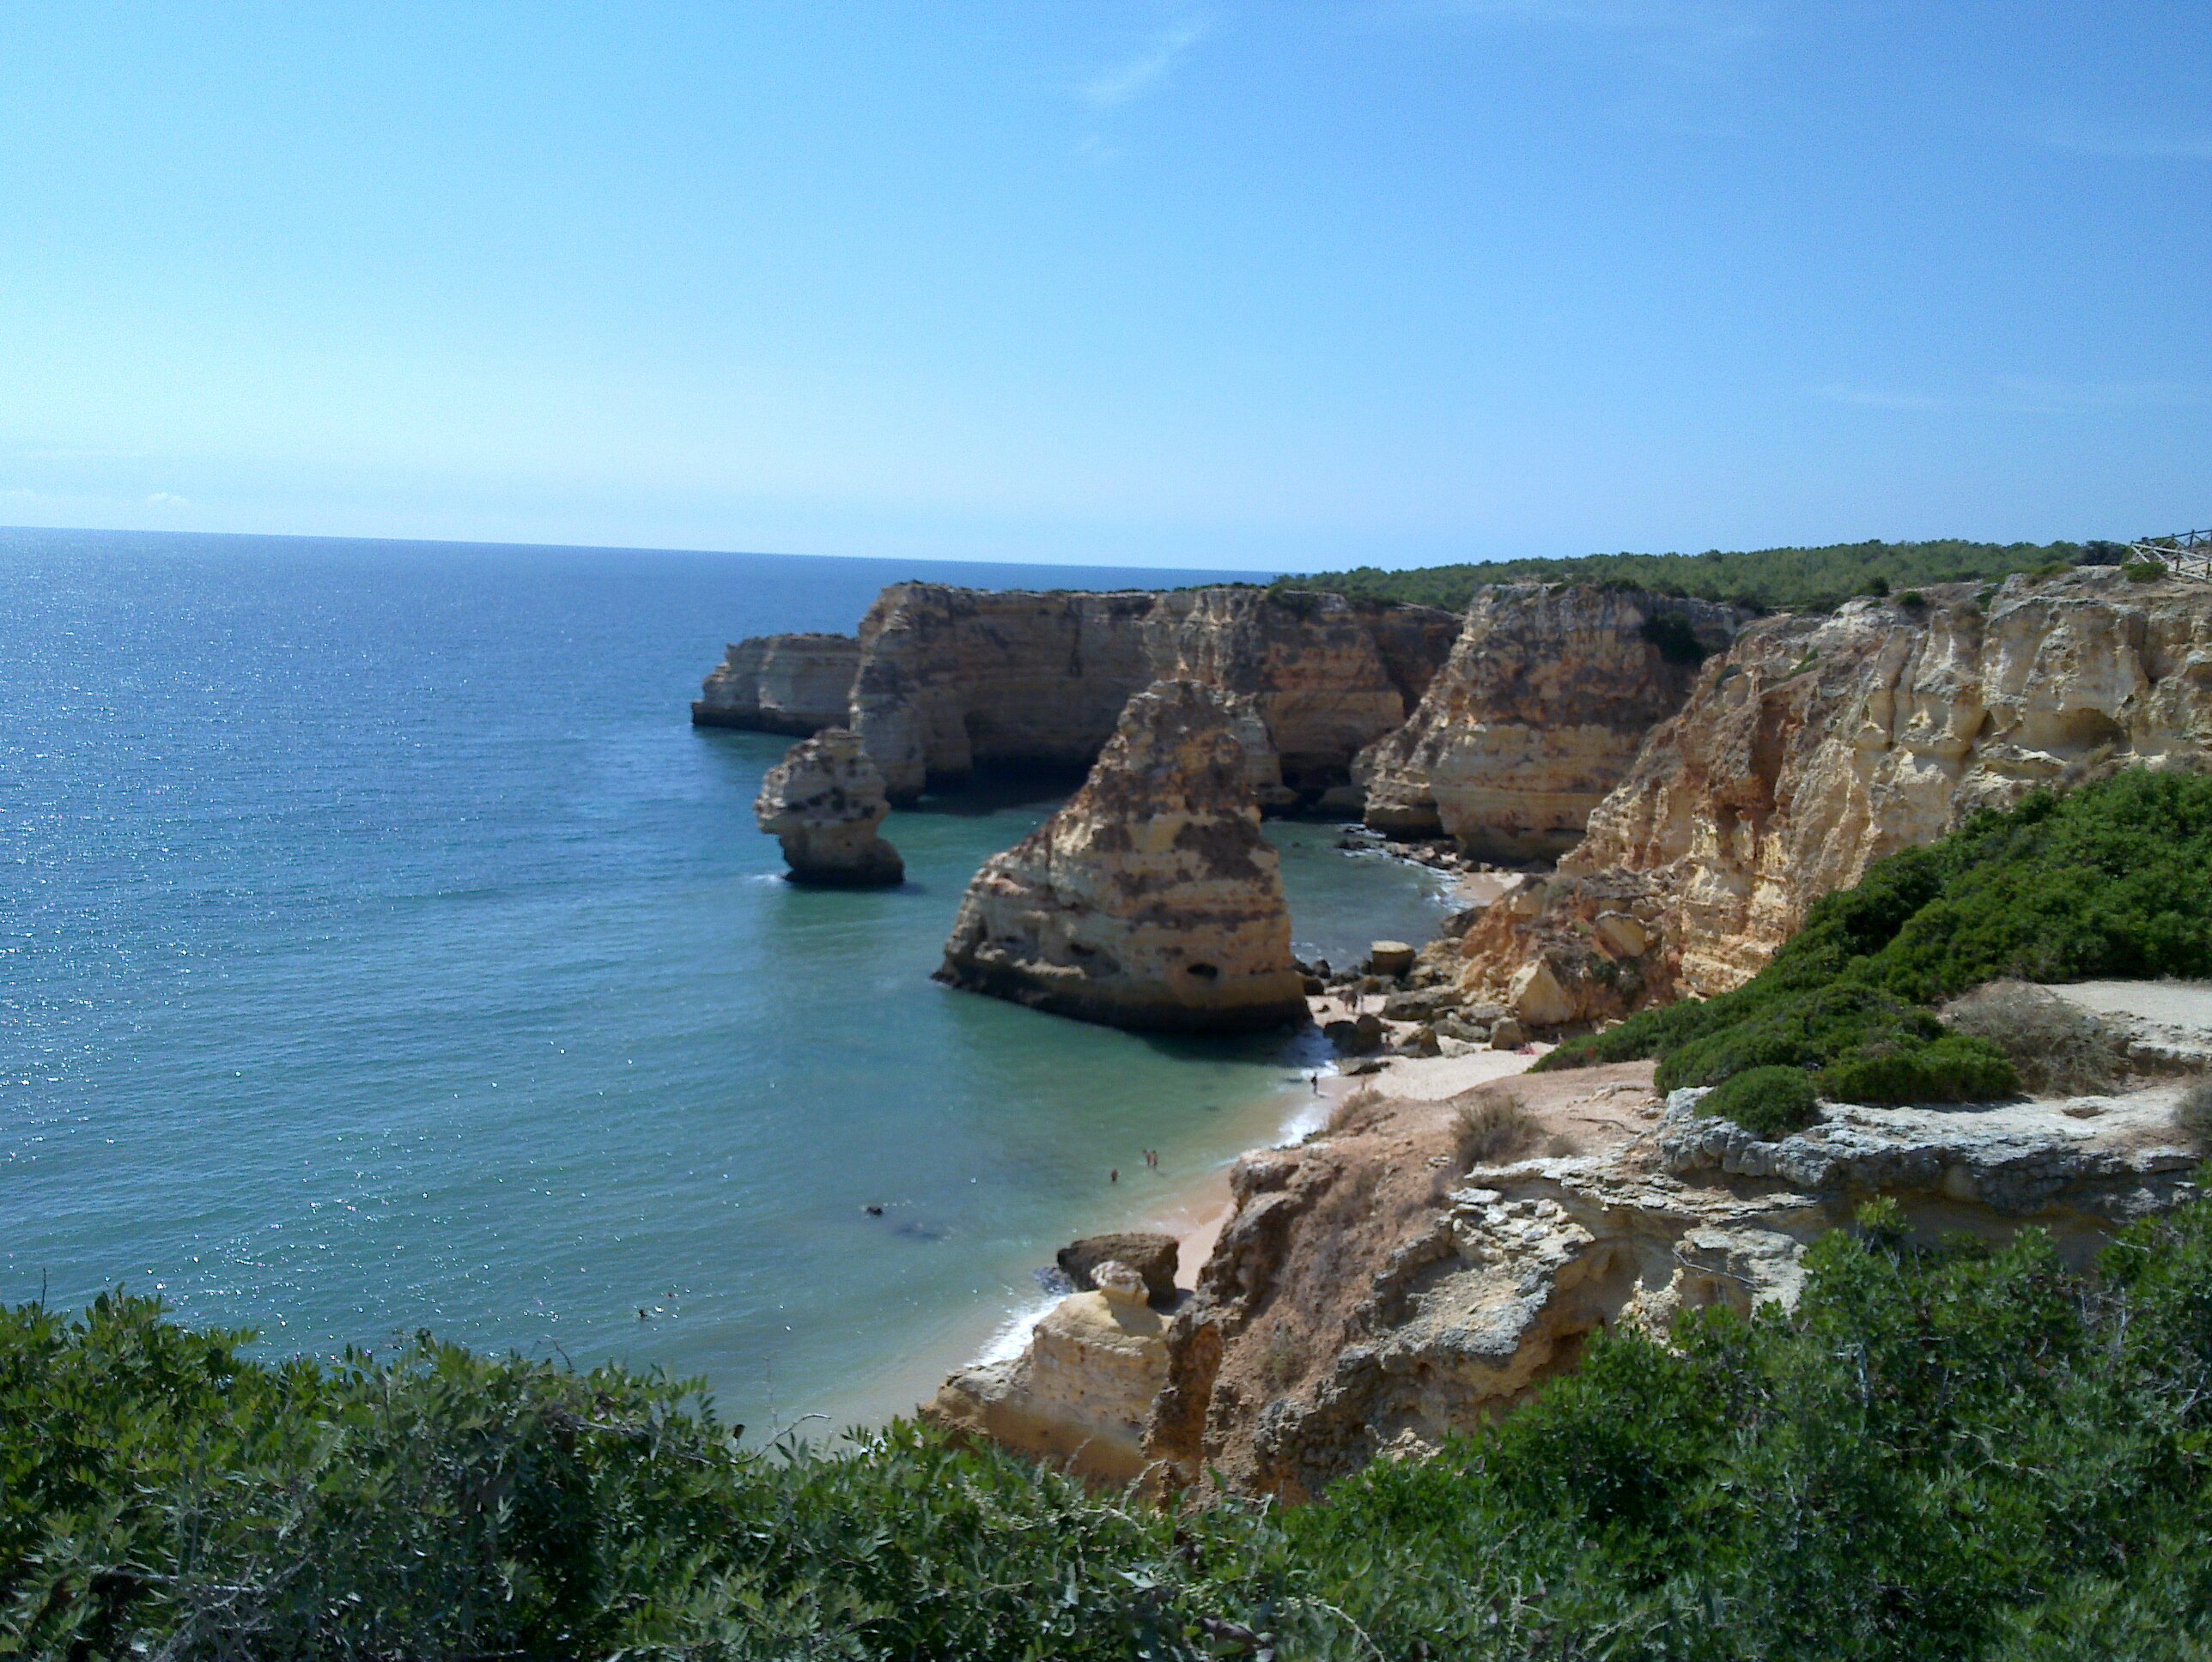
2, 529, 1450, 1435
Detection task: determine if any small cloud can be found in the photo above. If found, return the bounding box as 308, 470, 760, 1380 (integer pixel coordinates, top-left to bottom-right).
1081, 14, 1212, 109
145, 491, 191, 507
2044, 129, 2212, 162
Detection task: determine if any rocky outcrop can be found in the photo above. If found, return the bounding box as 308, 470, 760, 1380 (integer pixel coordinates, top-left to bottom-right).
752, 728, 903, 886
1057, 1232, 1180, 1306
1358, 585, 1741, 858
849, 585, 1459, 805
1455, 569, 2212, 1021
935, 681, 1309, 1032
927, 1262, 1177, 1485
1134, 1058, 2198, 1500
692, 634, 860, 733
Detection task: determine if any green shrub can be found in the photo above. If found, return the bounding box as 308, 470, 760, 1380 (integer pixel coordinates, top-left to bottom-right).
1654, 982, 1942, 1091
2124, 560, 2167, 583
1698, 1065, 1820, 1137
1545, 769, 2212, 1095
1819, 1034, 2019, 1105
1898, 588, 1926, 609
19, 1191, 2212, 1657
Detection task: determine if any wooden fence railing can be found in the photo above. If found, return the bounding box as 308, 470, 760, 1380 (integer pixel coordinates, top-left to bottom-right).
2128, 529, 2212, 582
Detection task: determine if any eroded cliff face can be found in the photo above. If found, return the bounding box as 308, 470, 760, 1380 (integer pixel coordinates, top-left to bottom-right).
1455, 570, 2212, 1022
935, 680, 1309, 1032
849, 584, 1459, 805
1143, 1060, 2197, 1501
692, 634, 860, 734
1358, 585, 1742, 858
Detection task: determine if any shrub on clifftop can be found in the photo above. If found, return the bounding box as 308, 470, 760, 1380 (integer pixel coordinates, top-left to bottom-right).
1273, 537, 2089, 615
1542, 767, 2212, 1098
1698, 1065, 1820, 1137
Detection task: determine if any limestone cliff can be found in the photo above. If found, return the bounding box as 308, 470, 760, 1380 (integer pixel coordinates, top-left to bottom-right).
936, 1039, 2199, 1498
692, 633, 860, 734
1142, 1065, 2196, 1500
753, 728, 903, 886
1358, 585, 1741, 858
1455, 569, 2212, 1023
935, 680, 1309, 1032
849, 584, 1458, 805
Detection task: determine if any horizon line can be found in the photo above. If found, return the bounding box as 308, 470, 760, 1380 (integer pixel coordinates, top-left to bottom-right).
0, 519, 2117, 578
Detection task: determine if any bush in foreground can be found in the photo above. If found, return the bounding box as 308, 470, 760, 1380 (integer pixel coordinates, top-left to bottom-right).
15, 1185, 2212, 1657
1451, 1092, 1539, 1165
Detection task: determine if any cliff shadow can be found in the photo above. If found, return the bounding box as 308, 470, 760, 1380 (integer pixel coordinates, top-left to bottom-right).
1124, 1021, 1331, 1073
902, 762, 1089, 817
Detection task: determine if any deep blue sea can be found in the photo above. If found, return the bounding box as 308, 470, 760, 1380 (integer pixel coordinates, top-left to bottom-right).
0, 528, 1449, 1435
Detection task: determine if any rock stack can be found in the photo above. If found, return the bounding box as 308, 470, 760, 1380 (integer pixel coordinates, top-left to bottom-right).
753, 728, 904, 887
935, 680, 1309, 1032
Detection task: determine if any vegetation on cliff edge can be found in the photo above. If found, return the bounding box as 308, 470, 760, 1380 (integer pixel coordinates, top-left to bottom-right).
1539, 767, 2212, 1105
1272, 537, 2112, 616
11, 1191, 2212, 1658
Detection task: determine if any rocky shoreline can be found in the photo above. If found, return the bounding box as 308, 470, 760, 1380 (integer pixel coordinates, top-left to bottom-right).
695, 561, 2212, 1495
927, 968, 2208, 1498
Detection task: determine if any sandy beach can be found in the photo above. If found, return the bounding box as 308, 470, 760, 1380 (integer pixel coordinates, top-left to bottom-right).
1148, 988, 1550, 1297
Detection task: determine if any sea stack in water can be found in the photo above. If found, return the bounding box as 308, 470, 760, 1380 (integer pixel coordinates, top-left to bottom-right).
935, 680, 1308, 1032
753, 728, 904, 887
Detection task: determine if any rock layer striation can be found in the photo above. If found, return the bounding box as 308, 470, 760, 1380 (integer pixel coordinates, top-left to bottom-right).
1358, 585, 1741, 858
931, 1053, 2201, 1497
1455, 570, 2212, 1022
935, 681, 1308, 1031
850, 585, 1459, 805
693, 634, 860, 733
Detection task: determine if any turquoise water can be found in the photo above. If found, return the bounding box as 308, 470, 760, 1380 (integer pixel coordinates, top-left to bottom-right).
1, 529, 1449, 1434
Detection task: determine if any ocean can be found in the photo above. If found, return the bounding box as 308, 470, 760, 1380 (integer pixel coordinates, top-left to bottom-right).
0, 528, 1450, 1435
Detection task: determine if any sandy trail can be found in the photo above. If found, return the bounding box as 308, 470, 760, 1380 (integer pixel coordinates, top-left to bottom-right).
2046, 980, 2212, 1033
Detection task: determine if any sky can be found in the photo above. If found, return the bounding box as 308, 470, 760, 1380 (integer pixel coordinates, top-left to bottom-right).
0, 3, 2205, 572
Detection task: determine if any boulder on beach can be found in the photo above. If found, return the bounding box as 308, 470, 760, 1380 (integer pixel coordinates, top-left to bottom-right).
1325, 1011, 1387, 1055
1367, 941, 1416, 978
753, 728, 904, 886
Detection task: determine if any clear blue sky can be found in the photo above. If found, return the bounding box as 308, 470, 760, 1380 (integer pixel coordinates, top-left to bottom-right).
2, 3, 2205, 570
